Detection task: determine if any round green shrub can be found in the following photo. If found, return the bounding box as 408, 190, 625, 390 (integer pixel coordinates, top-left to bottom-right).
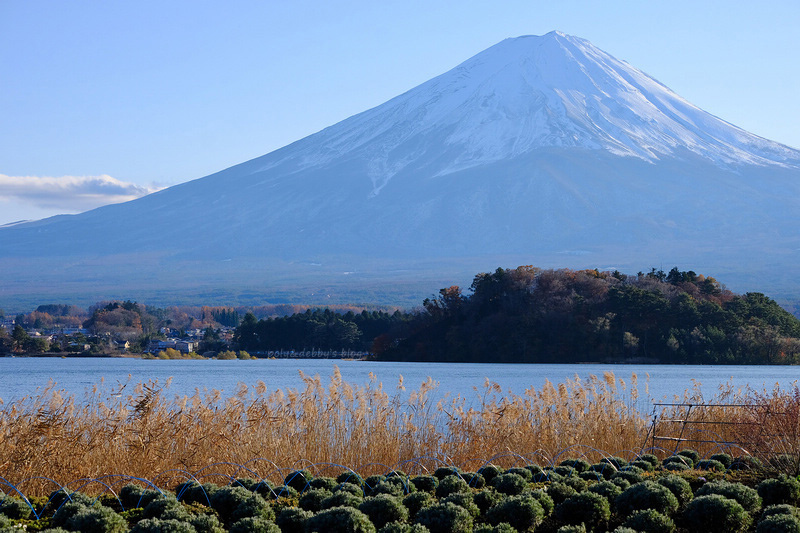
142, 497, 191, 521
548, 482, 579, 504
61, 504, 128, 533
269, 485, 298, 499
415, 501, 473, 533
0, 495, 32, 520
382, 475, 416, 494
359, 494, 409, 529
664, 461, 690, 472
637, 454, 660, 468
491, 473, 528, 496
433, 467, 461, 480
588, 462, 616, 479
601, 456, 629, 470
759, 476, 800, 506
299, 488, 333, 512
610, 528, 637, 533
336, 472, 364, 487
129, 517, 197, 533
364, 475, 386, 492
588, 480, 623, 504
335, 482, 364, 496
441, 492, 479, 519
762, 504, 800, 520
554, 465, 578, 478
696, 480, 762, 514
477, 465, 502, 484
372, 479, 410, 497
473, 489, 502, 514
462, 472, 485, 489
623, 508, 676, 533
506, 466, 533, 481
309, 477, 338, 492
228, 516, 280, 533
403, 491, 433, 519
208, 486, 273, 525
377, 522, 430, 533
525, 464, 544, 477
321, 491, 363, 509
486, 495, 545, 531
696, 459, 726, 472
283, 469, 313, 492
121, 484, 164, 510
678, 449, 700, 466
612, 477, 632, 490
710, 453, 734, 468
473, 523, 516, 533
630, 459, 656, 472
435, 476, 470, 498
579, 471, 604, 482
529, 490, 555, 516
410, 476, 437, 494
663, 455, 693, 469
657, 475, 694, 505
756, 513, 800, 533
612, 469, 644, 485
682, 494, 752, 533
615, 481, 679, 517
189, 513, 225, 533
555, 491, 611, 529
174, 483, 217, 506
0, 514, 11, 528
730, 455, 764, 471
556, 525, 586, 533
306, 505, 376, 533
560, 458, 591, 473
563, 475, 588, 492
275, 507, 312, 533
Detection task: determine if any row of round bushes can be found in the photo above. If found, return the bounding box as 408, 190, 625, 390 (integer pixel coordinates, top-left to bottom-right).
2, 452, 800, 532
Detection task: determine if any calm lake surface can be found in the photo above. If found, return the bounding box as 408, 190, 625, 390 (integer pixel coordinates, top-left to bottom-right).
2, 358, 800, 412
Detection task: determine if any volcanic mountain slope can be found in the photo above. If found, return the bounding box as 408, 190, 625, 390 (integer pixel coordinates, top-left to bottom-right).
2, 32, 799, 307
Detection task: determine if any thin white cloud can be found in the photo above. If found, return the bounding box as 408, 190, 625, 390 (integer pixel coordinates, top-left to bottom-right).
0, 174, 162, 213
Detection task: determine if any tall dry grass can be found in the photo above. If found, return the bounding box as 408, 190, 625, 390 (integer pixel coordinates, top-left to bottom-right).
1, 368, 798, 496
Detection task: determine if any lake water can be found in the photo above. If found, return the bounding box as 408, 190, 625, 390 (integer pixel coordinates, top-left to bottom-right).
2, 357, 800, 412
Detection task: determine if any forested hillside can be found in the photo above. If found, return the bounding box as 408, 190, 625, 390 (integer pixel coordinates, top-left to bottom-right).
374, 267, 800, 364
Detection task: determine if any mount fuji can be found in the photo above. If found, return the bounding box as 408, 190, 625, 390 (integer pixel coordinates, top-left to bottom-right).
2, 32, 800, 308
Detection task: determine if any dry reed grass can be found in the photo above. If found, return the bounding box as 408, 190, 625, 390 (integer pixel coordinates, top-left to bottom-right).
0, 368, 797, 496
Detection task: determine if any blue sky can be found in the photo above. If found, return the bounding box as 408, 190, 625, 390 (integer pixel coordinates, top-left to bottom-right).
1, 1, 798, 224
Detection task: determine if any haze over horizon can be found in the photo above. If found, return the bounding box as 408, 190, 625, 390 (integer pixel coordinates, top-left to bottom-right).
1, 1, 799, 224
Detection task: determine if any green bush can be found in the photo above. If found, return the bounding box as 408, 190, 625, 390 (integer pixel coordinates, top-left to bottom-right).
299, 489, 333, 512
414, 502, 473, 533
473, 523, 516, 533
758, 476, 800, 506
486, 495, 545, 531
682, 494, 752, 533
432, 467, 461, 480
462, 472, 485, 489
615, 481, 679, 517
275, 507, 312, 533
477, 465, 503, 484
663, 455, 693, 469
664, 462, 690, 472
142, 497, 191, 522
228, 516, 280, 533
530, 490, 555, 516
380, 475, 416, 495
0, 514, 11, 528
588, 463, 616, 479
612, 477, 632, 490
697, 480, 762, 514
756, 513, 800, 533
696, 459, 727, 472
710, 453, 734, 468
358, 494, 408, 529
60, 504, 128, 533
174, 483, 217, 506
335, 482, 364, 496
306, 505, 376, 533
579, 471, 605, 482
441, 492, 479, 519
371, 480, 407, 498
678, 449, 700, 467
435, 476, 470, 498
555, 491, 611, 529
309, 477, 338, 492
563, 475, 588, 493
657, 475, 694, 505
506, 466, 533, 480
637, 454, 660, 468
560, 458, 592, 473
268, 484, 298, 499
403, 492, 433, 519
473, 489, 502, 515
410, 476, 437, 494
548, 482, 578, 504
730, 455, 764, 471
491, 473, 528, 496
283, 470, 313, 492
321, 491, 363, 509
556, 524, 586, 533
208, 486, 273, 525
336, 471, 365, 487
601, 456, 629, 470
554, 465, 578, 478
121, 484, 164, 510
129, 517, 197, 533
623, 508, 676, 533
45, 488, 97, 512
612, 469, 644, 485
377, 522, 430, 533
0, 495, 32, 520
630, 459, 656, 472
762, 504, 800, 520
189, 513, 225, 533
588, 480, 623, 505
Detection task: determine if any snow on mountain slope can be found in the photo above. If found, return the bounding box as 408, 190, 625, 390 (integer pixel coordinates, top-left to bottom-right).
1, 32, 799, 307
